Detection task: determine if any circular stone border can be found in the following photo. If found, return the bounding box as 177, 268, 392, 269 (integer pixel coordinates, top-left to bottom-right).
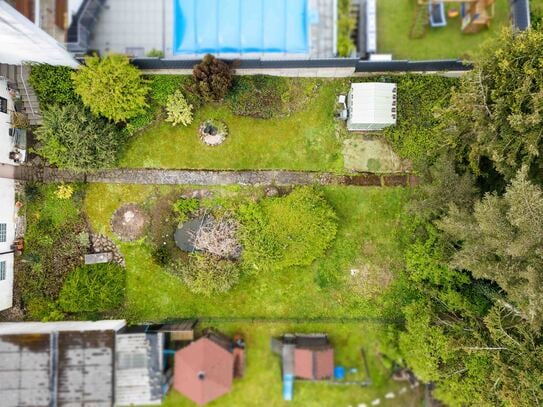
199, 119, 228, 146
110, 203, 148, 242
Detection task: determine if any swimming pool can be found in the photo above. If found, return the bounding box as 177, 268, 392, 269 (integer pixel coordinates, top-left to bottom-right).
173, 0, 309, 55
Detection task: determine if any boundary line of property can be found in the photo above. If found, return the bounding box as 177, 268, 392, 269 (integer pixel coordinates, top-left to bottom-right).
145, 316, 403, 325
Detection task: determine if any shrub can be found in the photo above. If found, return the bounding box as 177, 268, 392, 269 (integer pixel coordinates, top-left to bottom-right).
11, 112, 30, 129
146, 48, 164, 58
35, 103, 122, 171
59, 263, 126, 313
173, 197, 199, 222
55, 184, 74, 200
191, 54, 233, 102
170, 253, 241, 296
337, 0, 356, 57
28, 63, 78, 106
239, 186, 338, 270
18, 184, 87, 319
125, 74, 192, 134
26, 298, 65, 321
72, 54, 149, 122
165, 90, 194, 126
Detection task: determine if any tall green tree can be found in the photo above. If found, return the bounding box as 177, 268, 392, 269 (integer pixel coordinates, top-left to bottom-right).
72, 54, 149, 122
438, 167, 543, 328
441, 29, 543, 178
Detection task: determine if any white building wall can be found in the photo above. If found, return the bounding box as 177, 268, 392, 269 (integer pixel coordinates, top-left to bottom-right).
0, 78, 16, 166
0, 1, 78, 67
0, 177, 16, 311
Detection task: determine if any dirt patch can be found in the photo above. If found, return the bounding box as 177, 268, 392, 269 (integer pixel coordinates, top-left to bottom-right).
349, 263, 393, 298
343, 137, 411, 173
111, 204, 148, 241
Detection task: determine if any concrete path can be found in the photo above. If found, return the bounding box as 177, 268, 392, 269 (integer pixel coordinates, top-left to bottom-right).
6, 166, 419, 187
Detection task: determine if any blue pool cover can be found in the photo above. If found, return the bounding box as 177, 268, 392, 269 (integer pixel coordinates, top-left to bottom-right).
173, 0, 309, 55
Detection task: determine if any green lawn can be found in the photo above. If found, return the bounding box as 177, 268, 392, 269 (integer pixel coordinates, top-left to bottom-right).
377, 0, 510, 60
83, 184, 409, 322
120, 80, 346, 171
162, 322, 422, 407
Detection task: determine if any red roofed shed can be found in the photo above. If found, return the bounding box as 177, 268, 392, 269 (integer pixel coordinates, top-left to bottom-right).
294, 347, 334, 380
174, 337, 234, 405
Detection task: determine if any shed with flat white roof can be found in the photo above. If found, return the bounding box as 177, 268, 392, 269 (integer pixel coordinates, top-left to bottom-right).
347, 82, 397, 131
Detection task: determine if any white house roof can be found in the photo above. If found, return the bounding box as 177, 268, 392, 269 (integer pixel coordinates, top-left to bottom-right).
0, 1, 78, 67
349, 82, 397, 125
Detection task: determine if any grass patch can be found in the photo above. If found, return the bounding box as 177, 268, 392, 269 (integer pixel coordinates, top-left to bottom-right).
377, 0, 510, 60
162, 322, 422, 407
83, 184, 408, 322
120, 79, 345, 171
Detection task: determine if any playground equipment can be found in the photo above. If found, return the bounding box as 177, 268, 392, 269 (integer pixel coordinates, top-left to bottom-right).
413, 0, 495, 34
429, 1, 447, 27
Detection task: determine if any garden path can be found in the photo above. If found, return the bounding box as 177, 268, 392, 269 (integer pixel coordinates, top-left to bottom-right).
8, 165, 419, 187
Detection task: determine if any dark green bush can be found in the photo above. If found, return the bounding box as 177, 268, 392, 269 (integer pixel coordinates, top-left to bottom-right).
59, 263, 126, 313
28, 63, 78, 106
169, 253, 241, 296
239, 186, 338, 270
35, 103, 123, 171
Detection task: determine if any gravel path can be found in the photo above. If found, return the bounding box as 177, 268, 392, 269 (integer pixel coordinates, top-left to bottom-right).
4, 165, 419, 187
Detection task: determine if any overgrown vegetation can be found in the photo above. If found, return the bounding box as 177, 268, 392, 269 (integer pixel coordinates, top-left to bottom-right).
239, 186, 338, 270
18, 184, 87, 321
59, 263, 126, 314
227, 75, 316, 119
28, 63, 78, 106
337, 0, 356, 57
381, 75, 457, 168
170, 253, 242, 296
72, 54, 149, 122
35, 104, 123, 171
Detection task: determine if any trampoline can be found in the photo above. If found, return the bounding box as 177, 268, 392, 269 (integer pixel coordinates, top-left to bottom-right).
429, 1, 447, 27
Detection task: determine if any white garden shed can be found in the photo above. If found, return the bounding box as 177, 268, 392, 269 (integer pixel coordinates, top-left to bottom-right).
347, 82, 397, 131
